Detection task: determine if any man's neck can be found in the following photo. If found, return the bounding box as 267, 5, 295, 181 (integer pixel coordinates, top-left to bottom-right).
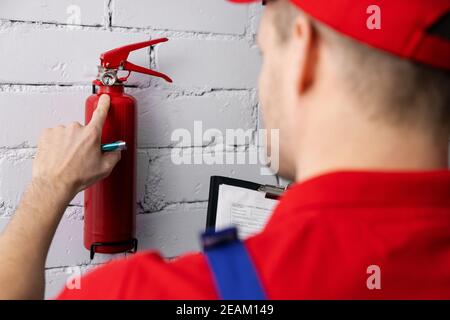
295, 120, 449, 182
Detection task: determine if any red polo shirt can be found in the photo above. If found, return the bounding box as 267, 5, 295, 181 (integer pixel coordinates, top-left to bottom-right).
57, 170, 450, 299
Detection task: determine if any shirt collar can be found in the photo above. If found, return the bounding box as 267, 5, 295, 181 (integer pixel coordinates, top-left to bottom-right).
271, 170, 450, 219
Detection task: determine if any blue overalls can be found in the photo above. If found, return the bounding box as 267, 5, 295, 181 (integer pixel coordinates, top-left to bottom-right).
201, 227, 267, 300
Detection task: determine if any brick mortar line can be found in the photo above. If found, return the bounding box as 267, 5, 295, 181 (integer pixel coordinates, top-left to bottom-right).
106, 0, 113, 28
1, 200, 211, 219
0, 83, 258, 96
44, 253, 179, 273
0, 144, 266, 157
45, 261, 113, 272
45, 264, 91, 272
0, 19, 256, 43
137, 200, 209, 215
67, 200, 208, 209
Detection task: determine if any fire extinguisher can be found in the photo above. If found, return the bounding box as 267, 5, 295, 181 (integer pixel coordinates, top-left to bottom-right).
84, 38, 172, 259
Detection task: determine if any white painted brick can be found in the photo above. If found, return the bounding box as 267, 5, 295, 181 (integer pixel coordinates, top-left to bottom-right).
0, 217, 10, 233
0, 88, 87, 148
46, 207, 87, 268
70, 192, 84, 207
0, 208, 126, 269
136, 203, 207, 258
0, 212, 83, 268
112, 0, 248, 35
45, 268, 69, 299
140, 149, 277, 212
0, 150, 84, 212
0, 0, 105, 26
50, 209, 127, 266
0, 150, 33, 215
134, 89, 257, 148
156, 38, 261, 89
47, 207, 127, 267
249, 3, 263, 36
257, 104, 265, 129
0, 199, 14, 217
0, 25, 152, 85
137, 150, 149, 204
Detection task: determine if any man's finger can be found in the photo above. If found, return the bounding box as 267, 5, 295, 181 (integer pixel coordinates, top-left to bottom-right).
89, 94, 111, 131
102, 151, 122, 175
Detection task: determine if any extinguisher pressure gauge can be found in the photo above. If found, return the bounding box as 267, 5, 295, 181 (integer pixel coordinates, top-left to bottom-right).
101, 72, 117, 86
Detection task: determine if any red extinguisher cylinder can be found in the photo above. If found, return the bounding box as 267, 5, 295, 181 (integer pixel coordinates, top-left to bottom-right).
84, 85, 137, 254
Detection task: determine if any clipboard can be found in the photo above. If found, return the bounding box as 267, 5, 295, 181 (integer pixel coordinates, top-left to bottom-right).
206, 176, 286, 231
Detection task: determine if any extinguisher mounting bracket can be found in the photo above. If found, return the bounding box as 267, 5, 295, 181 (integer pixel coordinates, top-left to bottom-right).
90, 238, 138, 260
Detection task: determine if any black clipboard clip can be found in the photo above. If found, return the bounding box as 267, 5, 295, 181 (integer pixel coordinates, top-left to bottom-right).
257, 184, 286, 200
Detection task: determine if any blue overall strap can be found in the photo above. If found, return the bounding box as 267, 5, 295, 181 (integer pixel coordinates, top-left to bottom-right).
201, 227, 267, 300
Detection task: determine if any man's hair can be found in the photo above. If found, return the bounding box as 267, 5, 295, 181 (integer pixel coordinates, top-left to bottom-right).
271, 0, 450, 132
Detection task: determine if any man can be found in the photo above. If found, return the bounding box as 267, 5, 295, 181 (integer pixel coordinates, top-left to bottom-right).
0, 0, 449, 299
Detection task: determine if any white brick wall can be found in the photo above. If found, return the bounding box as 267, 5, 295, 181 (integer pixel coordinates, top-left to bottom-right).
157, 38, 261, 89
0, 0, 268, 298
112, 0, 249, 35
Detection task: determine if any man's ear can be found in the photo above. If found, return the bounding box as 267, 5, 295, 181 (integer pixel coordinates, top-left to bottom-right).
292, 14, 318, 94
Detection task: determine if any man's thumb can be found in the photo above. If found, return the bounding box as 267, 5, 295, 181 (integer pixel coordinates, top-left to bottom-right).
102, 151, 122, 175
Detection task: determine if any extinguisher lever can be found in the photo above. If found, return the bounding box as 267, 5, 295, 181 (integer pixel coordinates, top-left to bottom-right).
114, 37, 169, 57
100, 38, 172, 83
122, 61, 173, 83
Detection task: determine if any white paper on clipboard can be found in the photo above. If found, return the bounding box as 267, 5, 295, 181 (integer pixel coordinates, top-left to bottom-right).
215, 184, 279, 239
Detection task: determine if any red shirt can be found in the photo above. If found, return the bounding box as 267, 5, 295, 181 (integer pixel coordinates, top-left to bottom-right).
57, 171, 450, 299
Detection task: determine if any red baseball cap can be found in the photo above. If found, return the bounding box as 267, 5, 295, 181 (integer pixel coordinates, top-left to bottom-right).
229, 0, 450, 71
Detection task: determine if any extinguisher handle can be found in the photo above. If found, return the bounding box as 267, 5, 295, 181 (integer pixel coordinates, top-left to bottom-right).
122, 61, 172, 83
100, 38, 172, 83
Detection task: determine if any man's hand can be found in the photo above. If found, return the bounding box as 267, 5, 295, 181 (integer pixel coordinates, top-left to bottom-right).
32, 94, 121, 198
0, 94, 121, 300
